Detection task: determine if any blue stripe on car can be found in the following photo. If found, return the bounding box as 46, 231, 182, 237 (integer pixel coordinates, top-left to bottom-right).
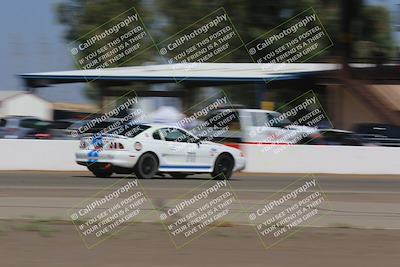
160, 165, 211, 169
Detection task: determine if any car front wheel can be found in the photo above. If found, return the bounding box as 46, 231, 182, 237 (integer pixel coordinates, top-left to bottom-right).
211, 154, 234, 180
134, 153, 159, 179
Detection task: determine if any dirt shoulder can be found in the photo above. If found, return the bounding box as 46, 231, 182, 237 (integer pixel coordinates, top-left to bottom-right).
0, 221, 399, 267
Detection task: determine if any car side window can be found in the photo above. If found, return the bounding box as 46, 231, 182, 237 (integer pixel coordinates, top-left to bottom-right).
20, 119, 40, 129
160, 128, 193, 143
153, 130, 162, 140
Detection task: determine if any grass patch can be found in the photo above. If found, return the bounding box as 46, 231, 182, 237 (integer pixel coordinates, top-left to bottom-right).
0, 222, 10, 236
14, 220, 59, 237
214, 221, 235, 227
329, 223, 355, 229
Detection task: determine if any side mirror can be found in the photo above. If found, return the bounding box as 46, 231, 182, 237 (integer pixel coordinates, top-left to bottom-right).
196, 138, 202, 146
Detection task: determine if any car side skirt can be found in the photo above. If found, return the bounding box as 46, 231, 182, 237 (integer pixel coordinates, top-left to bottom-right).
158, 165, 213, 173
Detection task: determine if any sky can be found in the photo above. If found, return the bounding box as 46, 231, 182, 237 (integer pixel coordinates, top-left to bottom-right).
0, 0, 87, 103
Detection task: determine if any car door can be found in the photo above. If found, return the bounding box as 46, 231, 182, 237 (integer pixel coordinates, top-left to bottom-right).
159, 127, 198, 167
193, 140, 217, 167
181, 128, 215, 167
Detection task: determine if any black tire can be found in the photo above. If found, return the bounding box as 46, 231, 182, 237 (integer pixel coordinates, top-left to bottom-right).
88, 165, 113, 178
211, 153, 234, 180
134, 153, 159, 179
169, 173, 188, 179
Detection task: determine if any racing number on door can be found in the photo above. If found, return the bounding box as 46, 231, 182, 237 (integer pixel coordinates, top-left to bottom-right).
160, 127, 199, 165
186, 152, 196, 162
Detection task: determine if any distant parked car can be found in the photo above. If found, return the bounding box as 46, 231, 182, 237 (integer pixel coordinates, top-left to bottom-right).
51, 118, 129, 139
308, 129, 363, 146
25, 120, 53, 139
195, 108, 318, 144
353, 123, 400, 147
50, 120, 79, 139
0, 116, 52, 139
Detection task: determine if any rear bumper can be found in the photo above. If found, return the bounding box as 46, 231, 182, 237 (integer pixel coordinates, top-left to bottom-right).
75, 150, 138, 169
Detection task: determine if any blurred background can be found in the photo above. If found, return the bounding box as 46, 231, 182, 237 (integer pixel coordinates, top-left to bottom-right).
0, 0, 399, 146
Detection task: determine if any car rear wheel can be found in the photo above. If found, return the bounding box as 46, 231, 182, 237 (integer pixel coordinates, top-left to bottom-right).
211, 154, 234, 180
134, 153, 158, 179
88, 165, 113, 178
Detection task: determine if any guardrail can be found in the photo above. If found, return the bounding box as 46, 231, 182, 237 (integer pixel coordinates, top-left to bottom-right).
0, 139, 85, 171
242, 144, 400, 174
0, 140, 399, 174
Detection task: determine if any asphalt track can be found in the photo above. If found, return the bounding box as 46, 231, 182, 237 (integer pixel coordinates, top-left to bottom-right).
0, 171, 400, 228
1, 171, 400, 193
1, 174, 399, 266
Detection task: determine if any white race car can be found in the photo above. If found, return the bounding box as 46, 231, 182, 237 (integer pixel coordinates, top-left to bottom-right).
75, 124, 246, 179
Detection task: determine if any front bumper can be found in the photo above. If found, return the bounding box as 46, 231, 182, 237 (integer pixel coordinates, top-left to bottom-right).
234, 157, 246, 172
75, 150, 138, 169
